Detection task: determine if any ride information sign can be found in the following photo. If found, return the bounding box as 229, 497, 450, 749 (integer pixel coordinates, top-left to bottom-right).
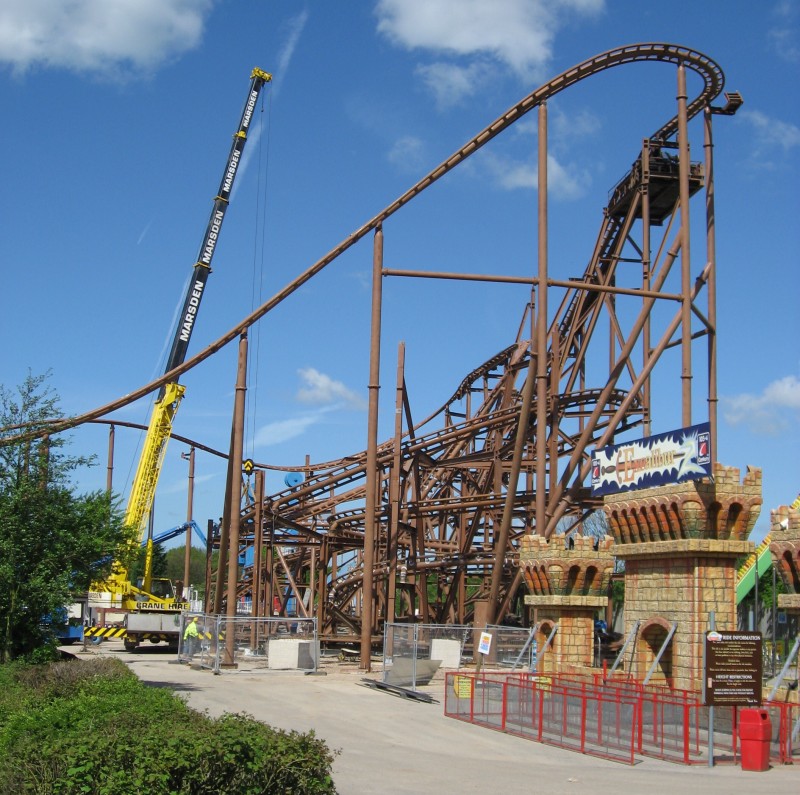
704, 631, 762, 706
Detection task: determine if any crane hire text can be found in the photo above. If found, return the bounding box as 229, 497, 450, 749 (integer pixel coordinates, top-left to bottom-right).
179, 280, 205, 342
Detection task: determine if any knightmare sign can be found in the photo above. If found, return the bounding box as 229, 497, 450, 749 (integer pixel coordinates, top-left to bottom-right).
591, 422, 712, 497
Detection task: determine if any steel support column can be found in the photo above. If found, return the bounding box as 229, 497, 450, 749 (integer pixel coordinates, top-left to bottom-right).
535, 100, 549, 533
361, 226, 384, 670
224, 331, 248, 666
677, 64, 693, 425
183, 446, 195, 594
106, 423, 114, 493
704, 107, 718, 461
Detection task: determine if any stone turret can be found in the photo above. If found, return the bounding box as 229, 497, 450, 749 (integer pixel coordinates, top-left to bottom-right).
519, 533, 615, 670
769, 501, 800, 611
520, 533, 615, 597
604, 463, 762, 544
602, 463, 760, 690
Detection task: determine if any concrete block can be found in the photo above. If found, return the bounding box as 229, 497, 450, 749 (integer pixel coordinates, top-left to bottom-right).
430, 638, 461, 668
268, 638, 315, 669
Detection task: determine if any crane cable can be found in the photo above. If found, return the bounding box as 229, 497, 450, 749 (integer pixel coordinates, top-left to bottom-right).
246, 85, 274, 466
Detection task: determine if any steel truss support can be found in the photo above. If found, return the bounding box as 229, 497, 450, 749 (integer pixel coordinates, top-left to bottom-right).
187, 46, 743, 653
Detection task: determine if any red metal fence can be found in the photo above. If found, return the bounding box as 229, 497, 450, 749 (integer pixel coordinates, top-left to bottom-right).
444, 671, 800, 767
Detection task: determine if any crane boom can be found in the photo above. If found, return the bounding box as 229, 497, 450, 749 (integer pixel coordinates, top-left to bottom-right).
164, 66, 272, 378
104, 67, 271, 607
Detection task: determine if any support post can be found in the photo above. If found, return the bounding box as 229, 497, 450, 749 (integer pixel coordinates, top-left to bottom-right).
253, 469, 264, 619
183, 446, 195, 598
486, 101, 548, 624
362, 226, 384, 670
387, 342, 405, 626
106, 424, 115, 493
677, 63, 693, 426
535, 100, 549, 534
641, 141, 652, 436
703, 106, 718, 461
224, 331, 248, 667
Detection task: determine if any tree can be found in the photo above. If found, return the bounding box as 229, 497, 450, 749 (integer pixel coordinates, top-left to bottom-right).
164, 545, 208, 592
0, 370, 93, 489
554, 509, 610, 541
0, 372, 131, 662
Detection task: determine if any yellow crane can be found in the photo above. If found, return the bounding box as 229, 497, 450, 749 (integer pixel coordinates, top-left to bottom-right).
90, 68, 272, 650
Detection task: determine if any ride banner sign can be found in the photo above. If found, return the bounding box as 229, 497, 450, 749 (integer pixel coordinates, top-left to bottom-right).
591, 422, 711, 497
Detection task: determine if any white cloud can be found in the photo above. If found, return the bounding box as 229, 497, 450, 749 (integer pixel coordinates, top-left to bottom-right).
252, 380, 366, 446
232, 11, 308, 194
296, 368, 367, 409
388, 135, 427, 171
479, 150, 590, 199
160, 471, 216, 495
253, 415, 321, 447
0, 0, 214, 78
722, 375, 800, 436
551, 107, 601, 140
741, 110, 800, 153
376, 0, 604, 92
415, 61, 486, 109
769, 2, 800, 63
274, 10, 309, 92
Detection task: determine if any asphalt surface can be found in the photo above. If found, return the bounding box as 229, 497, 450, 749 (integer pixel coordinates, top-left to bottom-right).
74, 641, 798, 795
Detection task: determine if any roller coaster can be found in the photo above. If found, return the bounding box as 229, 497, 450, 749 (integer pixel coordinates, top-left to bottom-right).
11, 44, 746, 661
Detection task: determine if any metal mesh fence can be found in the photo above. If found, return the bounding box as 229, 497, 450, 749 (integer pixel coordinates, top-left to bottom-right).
381, 623, 537, 690
178, 614, 317, 674
382, 623, 471, 690
444, 671, 638, 764
480, 624, 538, 671
444, 669, 800, 767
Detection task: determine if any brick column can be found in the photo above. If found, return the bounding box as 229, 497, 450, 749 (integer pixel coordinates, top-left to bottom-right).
519, 534, 614, 672
526, 596, 608, 670
604, 463, 761, 691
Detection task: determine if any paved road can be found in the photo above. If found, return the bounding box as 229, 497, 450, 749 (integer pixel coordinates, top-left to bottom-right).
75, 642, 798, 795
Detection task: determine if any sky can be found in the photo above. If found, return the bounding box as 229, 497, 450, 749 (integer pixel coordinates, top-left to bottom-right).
1, 0, 798, 546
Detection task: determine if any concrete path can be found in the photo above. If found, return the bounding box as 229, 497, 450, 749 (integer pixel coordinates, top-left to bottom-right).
76, 643, 798, 795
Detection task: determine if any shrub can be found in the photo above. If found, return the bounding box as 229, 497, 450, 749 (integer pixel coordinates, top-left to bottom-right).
0, 659, 337, 794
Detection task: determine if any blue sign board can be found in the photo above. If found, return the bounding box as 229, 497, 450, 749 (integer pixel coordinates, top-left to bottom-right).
591, 422, 711, 497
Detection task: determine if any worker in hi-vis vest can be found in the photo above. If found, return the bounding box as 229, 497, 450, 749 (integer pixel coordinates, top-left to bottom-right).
183, 615, 201, 661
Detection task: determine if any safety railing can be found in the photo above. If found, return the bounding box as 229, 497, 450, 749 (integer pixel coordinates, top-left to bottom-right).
444, 671, 639, 764
445, 669, 800, 766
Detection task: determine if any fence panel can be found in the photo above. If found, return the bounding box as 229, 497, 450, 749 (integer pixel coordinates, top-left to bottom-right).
383, 623, 470, 690
764, 701, 800, 764
445, 672, 638, 764
178, 615, 317, 674
482, 625, 538, 670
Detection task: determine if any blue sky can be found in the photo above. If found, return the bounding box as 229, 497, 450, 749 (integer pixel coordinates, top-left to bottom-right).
1, 0, 798, 545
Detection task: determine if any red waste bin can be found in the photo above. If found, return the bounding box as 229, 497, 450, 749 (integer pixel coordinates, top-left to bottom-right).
739, 708, 771, 772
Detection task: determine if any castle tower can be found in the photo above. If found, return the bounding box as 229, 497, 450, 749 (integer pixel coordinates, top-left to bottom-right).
603, 463, 761, 690
519, 533, 615, 671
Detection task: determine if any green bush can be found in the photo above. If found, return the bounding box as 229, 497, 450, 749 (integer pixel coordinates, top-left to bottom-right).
0, 659, 337, 794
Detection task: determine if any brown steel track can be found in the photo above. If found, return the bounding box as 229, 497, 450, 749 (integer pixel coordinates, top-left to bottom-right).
221, 44, 738, 651
4, 44, 741, 657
